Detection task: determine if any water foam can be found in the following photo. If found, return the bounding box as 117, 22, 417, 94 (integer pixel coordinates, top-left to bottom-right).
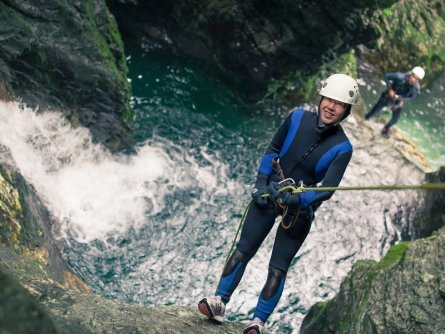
0, 101, 233, 243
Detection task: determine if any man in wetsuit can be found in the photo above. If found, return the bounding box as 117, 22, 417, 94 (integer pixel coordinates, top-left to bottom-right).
198, 74, 359, 334
364, 66, 425, 138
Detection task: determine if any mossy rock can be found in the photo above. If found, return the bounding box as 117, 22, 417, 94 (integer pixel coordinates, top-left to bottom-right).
361, 0, 445, 82
0, 167, 24, 250
301, 228, 445, 334
0, 267, 60, 334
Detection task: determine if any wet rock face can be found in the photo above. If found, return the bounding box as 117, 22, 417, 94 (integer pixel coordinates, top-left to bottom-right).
300, 228, 445, 334
358, 0, 445, 84
40, 287, 245, 334
0, 266, 245, 334
108, 0, 395, 101
409, 166, 445, 239
0, 148, 85, 286
0, 0, 134, 151
300, 227, 445, 334
0, 268, 59, 334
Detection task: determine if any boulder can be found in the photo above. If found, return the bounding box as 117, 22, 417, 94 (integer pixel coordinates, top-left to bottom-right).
301, 227, 445, 334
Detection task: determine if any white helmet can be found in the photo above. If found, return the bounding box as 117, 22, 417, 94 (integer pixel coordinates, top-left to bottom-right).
319, 73, 359, 105
411, 66, 425, 80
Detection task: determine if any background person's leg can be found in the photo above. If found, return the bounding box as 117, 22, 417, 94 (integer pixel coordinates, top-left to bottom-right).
387, 107, 402, 127
382, 107, 402, 137
365, 92, 390, 120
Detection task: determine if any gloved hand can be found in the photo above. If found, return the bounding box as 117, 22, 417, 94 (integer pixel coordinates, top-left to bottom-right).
386, 89, 396, 99
267, 181, 300, 206
267, 181, 282, 202
251, 174, 268, 206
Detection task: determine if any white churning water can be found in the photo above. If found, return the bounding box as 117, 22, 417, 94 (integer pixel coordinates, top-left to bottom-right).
0, 101, 236, 243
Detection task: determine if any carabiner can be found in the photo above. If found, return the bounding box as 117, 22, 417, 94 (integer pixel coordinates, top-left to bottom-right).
278, 178, 296, 187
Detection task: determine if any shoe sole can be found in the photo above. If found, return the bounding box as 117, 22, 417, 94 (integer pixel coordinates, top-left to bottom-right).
198, 299, 224, 323
244, 329, 260, 334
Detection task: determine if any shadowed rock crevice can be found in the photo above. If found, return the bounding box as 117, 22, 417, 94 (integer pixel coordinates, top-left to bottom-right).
107, 0, 396, 102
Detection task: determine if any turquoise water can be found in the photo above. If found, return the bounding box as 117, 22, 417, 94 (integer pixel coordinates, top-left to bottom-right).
130, 48, 249, 136
398, 76, 445, 169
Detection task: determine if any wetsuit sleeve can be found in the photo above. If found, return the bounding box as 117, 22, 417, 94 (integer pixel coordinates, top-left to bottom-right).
384, 72, 404, 90
257, 112, 292, 176
299, 150, 352, 208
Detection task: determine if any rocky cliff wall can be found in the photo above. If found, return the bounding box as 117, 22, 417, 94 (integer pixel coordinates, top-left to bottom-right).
0, 0, 134, 151
301, 224, 445, 334
108, 0, 396, 103
358, 0, 445, 84
405, 166, 445, 239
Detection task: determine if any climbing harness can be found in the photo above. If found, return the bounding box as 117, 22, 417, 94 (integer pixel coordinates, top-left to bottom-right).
223, 180, 445, 268
270, 138, 322, 230
273, 154, 316, 230
272, 178, 302, 230
390, 95, 403, 111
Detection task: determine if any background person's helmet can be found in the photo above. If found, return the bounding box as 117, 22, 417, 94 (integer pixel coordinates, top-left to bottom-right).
319, 73, 359, 105
411, 66, 425, 80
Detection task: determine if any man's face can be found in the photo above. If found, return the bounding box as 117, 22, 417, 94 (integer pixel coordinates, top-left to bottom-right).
408, 74, 420, 85
319, 97, 346, 125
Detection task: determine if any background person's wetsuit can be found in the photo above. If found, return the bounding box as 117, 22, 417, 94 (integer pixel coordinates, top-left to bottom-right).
365, 71, 420, 131
215, 108, 353, 324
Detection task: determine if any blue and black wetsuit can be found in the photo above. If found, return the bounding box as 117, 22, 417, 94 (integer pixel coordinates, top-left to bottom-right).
365, 71, 420, 128
215, 108, 352, 323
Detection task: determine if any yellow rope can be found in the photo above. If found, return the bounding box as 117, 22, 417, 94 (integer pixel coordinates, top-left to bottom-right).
223, 182, 444, 272
223, 200, 253, 271
307, 183, 445, 191
261, 182, 445, 195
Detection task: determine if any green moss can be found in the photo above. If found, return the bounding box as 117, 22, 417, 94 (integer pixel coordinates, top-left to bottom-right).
303, 300, 329, 328
355, 243, 404, 283
15, 255, 51, 281
370, 0, 445, 82
382, 7, 394, 18
342, 243, 408, 330
83, 0, 133, 127
0, 172, 23, 250
375, 242, 408, 271
302, 243, 410, 334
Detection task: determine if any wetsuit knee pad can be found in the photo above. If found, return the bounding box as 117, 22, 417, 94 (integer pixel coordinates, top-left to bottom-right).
260, 267, 287, 300
222, 249, 248, 277
217, 249, 249, 303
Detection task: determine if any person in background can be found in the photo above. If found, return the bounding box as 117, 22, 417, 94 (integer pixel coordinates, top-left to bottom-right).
365, 66, 425, 138
197, 74, 359, 334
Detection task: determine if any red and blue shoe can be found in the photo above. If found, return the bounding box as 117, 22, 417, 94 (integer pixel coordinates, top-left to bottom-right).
243, 317, 265, 334
197, 295, 225, 323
